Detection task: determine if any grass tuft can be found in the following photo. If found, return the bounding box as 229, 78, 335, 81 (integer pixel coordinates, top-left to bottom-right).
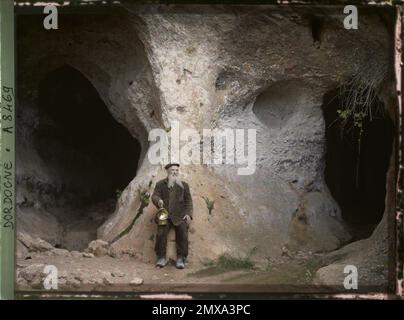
189, 249, 257, 278
215, 254, 255, 271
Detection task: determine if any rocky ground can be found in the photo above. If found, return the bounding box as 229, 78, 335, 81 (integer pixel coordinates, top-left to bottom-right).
16, 232, 339, 293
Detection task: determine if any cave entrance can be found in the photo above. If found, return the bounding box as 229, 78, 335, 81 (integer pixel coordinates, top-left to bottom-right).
322, 88, 394, 240
34, 65, 141, 250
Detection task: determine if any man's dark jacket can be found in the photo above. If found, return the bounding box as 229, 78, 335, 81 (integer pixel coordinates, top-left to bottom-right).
152, 178, 193, 226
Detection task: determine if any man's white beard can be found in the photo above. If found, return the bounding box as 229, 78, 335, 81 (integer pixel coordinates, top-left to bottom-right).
167, 174, 177, 188
168, 174, 183, 189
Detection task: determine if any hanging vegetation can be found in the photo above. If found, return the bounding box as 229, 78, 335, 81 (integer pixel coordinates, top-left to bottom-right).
334, 53, 388, 187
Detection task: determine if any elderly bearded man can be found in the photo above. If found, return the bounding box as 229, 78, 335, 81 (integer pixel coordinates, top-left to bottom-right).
152, 163, 193, 269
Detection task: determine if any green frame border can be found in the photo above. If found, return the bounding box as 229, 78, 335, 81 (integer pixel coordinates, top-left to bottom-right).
0, 0, 16, 300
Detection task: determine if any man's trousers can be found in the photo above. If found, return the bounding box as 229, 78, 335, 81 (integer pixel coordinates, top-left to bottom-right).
155, 219, 188, 259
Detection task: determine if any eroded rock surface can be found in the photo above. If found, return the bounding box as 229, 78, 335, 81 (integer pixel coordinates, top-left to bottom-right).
16, 5, 396, 290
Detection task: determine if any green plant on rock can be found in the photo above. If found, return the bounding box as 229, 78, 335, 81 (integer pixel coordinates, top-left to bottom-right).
138, 188, 150, 208
215, 254, 254, 271
334, 57, 387, 187
110, 187, 151, 244
200, 252, 255, 273
190, 248, 257, 277
303, 256, 326, 283
115, 189, 122, 200
202, 196, 215, 215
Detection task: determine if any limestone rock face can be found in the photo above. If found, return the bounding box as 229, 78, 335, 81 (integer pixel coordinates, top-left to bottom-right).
18, 264, 47, 289
87, 239, 110, 257
51, 248, 71, 257
313, 229, 389, 290
100, 5, 391, 262
130, 277, 144, 286
18, 232, 54, 253
16, 5, 394, 269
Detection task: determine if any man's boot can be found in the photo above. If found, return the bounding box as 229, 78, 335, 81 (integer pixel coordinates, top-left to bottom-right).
156, 257, 168, 268
176, 256, 185, 269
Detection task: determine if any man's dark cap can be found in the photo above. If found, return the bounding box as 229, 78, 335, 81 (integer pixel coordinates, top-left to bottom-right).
165, 163, 180, 170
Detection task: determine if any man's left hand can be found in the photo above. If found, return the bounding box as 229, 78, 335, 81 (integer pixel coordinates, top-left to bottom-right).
183, 215, 192, 226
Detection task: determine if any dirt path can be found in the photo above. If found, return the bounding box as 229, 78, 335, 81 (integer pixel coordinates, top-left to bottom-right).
17, 251, 324, 293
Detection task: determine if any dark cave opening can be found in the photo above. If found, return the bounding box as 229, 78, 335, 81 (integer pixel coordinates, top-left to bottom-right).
32, 65, 141, 249
322, 88, 394, 240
